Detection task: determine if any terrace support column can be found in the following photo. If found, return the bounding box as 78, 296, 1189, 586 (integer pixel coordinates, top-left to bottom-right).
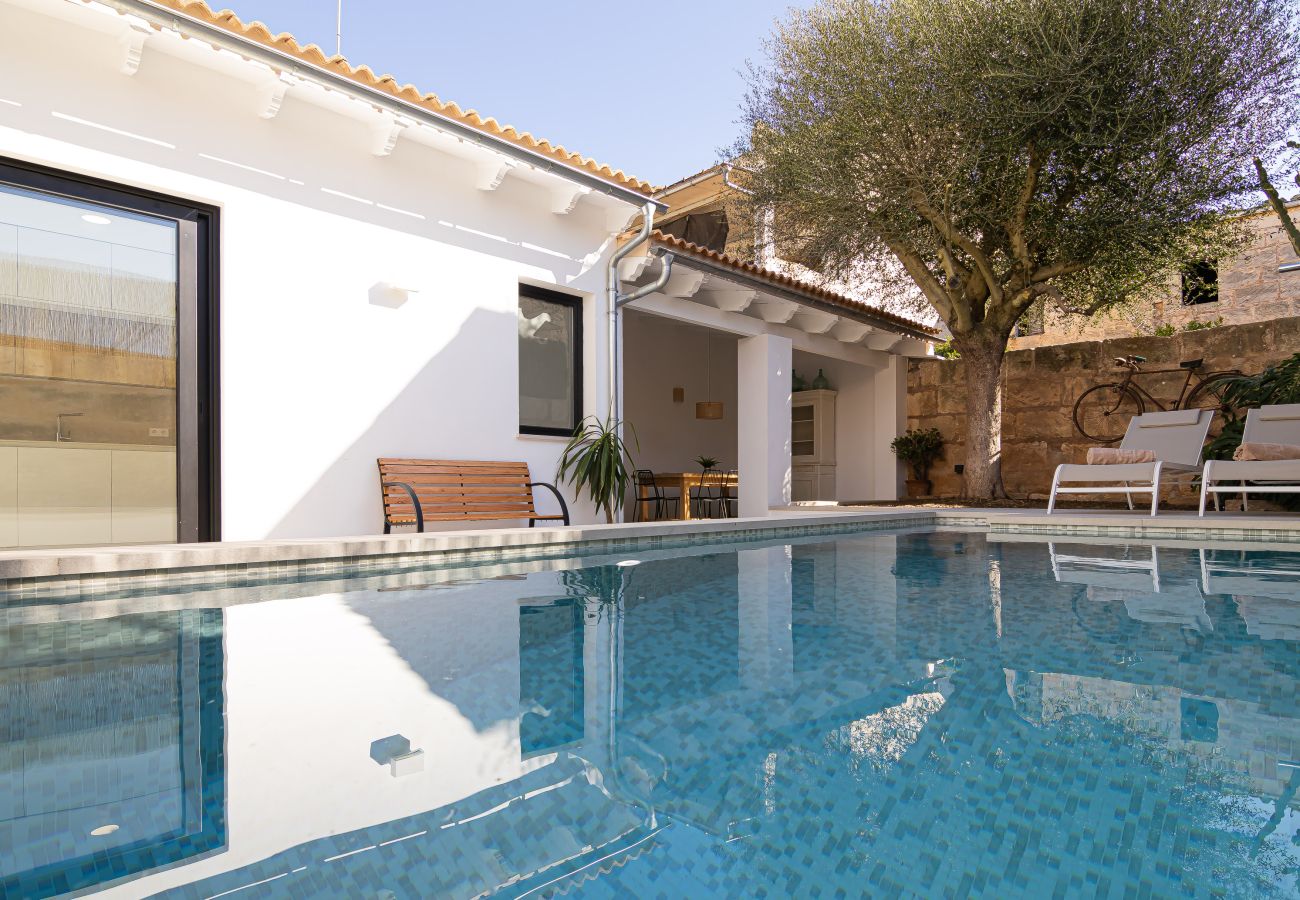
737, 545, 794, 695
872, 354, 907, 500
737, 333, 792, 517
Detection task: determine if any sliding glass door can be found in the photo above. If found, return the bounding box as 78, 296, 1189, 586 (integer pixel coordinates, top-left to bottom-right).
0, 161, 216, 547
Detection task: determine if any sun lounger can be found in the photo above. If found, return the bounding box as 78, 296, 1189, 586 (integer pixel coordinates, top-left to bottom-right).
1198, 403, 1300, 515
1048, 408, 1213, 515
1050, 542, 1161, 592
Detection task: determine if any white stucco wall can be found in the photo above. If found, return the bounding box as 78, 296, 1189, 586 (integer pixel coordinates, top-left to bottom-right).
0, 0, 639, 539
623, 311, 739, 472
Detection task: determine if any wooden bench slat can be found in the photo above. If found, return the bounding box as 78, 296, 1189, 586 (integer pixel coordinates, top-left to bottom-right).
382, 486, 530, 491
387, 501, 536, 513
389, 513, 566, 523
382, 478, 530, 486
379, 462, 528, 468
383, 487, 531, 496
379, 460, 530, 468
384, 472, 530, 480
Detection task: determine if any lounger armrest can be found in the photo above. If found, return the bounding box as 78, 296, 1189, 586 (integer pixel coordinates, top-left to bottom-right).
388, 481, 423, 532
528, 482, 571, 526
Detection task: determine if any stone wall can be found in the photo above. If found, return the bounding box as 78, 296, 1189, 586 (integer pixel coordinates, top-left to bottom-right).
907, 316, 1300, 499
1009, 207, 1300, 350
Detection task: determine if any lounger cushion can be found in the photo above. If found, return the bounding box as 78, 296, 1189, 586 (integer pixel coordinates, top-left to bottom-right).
1086, 447, 1157, 465
1233, 442, 1300, 461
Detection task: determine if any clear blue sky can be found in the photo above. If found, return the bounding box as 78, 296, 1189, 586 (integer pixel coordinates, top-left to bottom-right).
232, 1, 807, 187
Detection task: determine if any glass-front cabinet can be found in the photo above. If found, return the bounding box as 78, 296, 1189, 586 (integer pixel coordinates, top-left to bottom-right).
791, 389, 837, 501
0, 163, 215, 548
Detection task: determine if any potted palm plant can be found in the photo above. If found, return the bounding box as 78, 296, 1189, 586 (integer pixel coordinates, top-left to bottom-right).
891, 428, 944, 498
558, 416, 637, 524
695, 455, 719, 472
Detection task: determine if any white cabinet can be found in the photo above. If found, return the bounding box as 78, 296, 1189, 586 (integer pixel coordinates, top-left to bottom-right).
792, 389, 836, 501
0, 442, 175, 548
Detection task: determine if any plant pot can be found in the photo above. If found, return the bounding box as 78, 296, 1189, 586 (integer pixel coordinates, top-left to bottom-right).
905, 478, 932, 498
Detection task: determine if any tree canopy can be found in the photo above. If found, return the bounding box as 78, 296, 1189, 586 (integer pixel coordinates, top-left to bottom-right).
738, 0, 1300, 495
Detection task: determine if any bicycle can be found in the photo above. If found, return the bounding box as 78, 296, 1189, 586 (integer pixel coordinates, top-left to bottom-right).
1071, 355, 1240, 444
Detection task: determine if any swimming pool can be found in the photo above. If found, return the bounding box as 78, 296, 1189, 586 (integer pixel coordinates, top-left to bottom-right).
2, 528, 1298, 898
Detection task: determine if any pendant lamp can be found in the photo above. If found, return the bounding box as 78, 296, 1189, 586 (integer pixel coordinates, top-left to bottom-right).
696, 333, 724, 419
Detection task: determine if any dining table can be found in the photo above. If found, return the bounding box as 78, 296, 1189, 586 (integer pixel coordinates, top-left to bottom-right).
643, 471, 739, 521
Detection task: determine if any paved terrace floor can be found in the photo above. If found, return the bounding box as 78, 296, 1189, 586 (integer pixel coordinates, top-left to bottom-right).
0, 506, 1298, 589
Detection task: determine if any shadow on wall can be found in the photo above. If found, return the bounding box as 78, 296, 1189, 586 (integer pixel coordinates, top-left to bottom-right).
268, 307, 587, 539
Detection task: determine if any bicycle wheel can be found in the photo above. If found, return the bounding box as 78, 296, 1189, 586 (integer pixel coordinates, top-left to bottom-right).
1072, 383, 1144, 444
1184, 372, 1240, 421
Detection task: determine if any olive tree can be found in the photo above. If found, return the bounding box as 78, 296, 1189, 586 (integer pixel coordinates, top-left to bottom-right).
1256, 145, 1300, 257
738, 0, 1299, 497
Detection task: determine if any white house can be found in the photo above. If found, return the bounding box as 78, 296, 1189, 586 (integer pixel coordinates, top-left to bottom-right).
0, 0, 933, 550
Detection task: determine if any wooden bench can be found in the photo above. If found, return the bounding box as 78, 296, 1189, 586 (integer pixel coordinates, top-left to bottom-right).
377, 458, 570, 532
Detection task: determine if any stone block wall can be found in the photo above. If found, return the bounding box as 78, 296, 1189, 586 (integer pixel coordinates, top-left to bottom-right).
908, 316, 1300, 499
1010, 208, 1300, 350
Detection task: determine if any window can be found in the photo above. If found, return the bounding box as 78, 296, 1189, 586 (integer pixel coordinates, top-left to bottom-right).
1013, 301, 1045, 337
1181, 261, 1219, 305
518, 284, 582, 436
659, 209, 729, 253
0, 158, 218, 547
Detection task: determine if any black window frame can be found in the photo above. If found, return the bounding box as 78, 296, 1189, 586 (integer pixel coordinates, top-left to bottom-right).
0, 155, 221, 542
518, 283, 583, 437
1180, 260, 1219, 306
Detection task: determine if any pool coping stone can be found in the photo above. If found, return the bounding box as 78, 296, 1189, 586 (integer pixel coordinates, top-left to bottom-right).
1, 506, 1298, 598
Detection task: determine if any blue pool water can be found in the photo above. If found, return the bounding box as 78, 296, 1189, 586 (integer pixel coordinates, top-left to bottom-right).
2, 529, 1299, 898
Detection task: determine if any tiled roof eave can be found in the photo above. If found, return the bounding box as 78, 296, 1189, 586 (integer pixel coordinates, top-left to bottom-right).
107, 0, 657, 204
648, 232, 938, 340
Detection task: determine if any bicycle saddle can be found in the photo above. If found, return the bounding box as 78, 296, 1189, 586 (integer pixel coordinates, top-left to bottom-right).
1179, 358, 1203, 369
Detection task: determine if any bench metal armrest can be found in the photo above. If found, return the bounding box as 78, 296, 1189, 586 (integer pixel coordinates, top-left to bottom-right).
388, 481, 423, 532
527, 481, 571, 526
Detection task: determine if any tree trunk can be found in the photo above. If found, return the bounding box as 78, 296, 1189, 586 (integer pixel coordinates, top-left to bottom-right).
954, 330, 1007, 500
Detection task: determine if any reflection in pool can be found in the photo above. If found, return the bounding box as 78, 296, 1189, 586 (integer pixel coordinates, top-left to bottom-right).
2, 531, 1298, 898
0, 611, 225, 898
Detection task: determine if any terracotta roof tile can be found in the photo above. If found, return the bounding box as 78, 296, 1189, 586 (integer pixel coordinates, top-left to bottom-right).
143, 0, 654, 195
649, 231, 938, 337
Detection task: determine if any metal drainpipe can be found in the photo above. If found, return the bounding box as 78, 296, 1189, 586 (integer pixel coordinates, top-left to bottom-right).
606, 205, 674, 421
722, 164, 772, 265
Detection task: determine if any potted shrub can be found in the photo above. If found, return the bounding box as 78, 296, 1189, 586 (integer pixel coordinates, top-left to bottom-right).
695, 455, 719, 472
558, 416, 637, 524
891, 428, 944, 497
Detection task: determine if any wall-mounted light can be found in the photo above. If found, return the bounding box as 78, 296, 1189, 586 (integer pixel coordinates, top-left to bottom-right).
369, 281, 419, 309
672, 387, 684, 403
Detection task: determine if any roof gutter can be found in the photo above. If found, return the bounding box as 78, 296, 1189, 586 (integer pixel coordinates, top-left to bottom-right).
98, 0, 666, 212
651, 164, 724, 199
